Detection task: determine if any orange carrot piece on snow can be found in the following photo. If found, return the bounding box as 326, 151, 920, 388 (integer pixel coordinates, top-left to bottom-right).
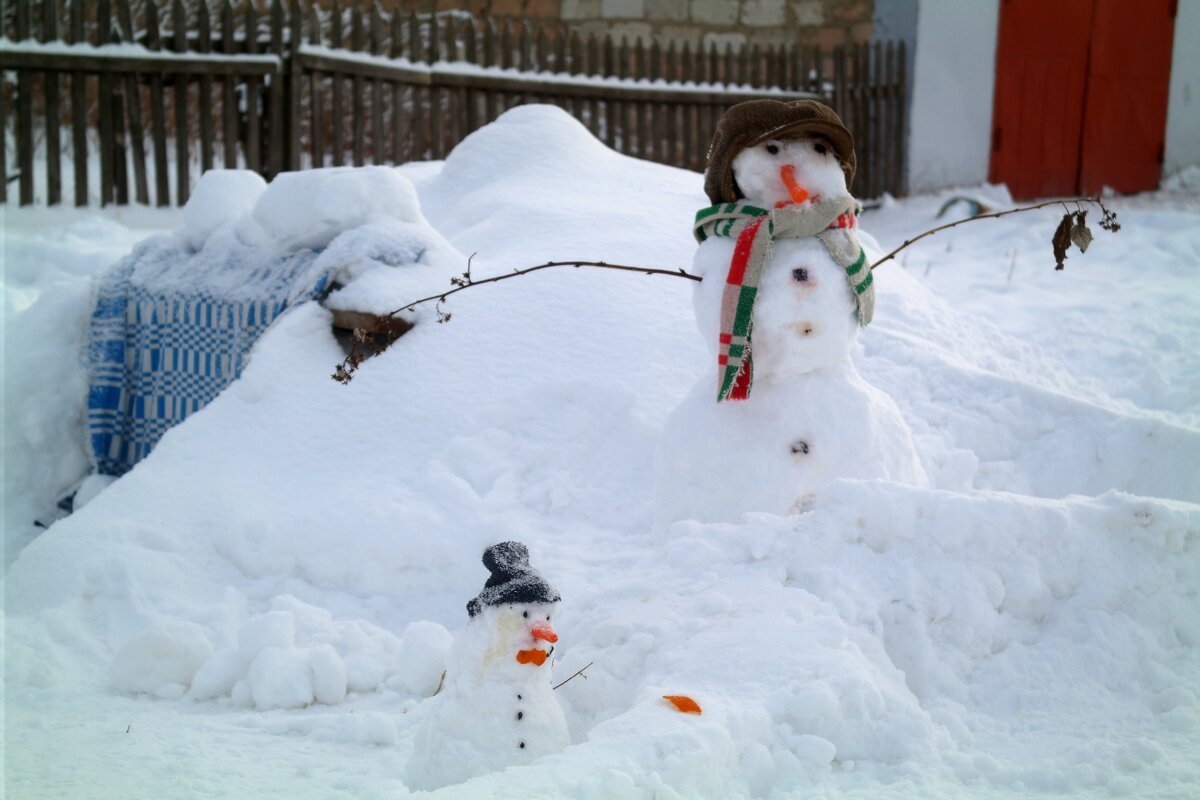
663, 695, 702, 714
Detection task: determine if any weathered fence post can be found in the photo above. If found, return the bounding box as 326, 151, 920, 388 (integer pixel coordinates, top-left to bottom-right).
309, 2, 325, 168
116, 0, 150, 204
287, 0, 302, 172
329, 2, 344, 165
349, 3, 364, 166
68, 0, 87, 205
371, 5, 386, 164
463, 17, 479, 137
389, 10, 405, 164
482, 16, 497, 125
145, 2, 170, 205
112, 90, 128, 204
266, 0, 284, 178
221, 0, 238, 170
197, 0, 215, 176
244, 1, 262, 174
41, 0, 61, 205
17, 0, 36, 205
172, 0, 190, 205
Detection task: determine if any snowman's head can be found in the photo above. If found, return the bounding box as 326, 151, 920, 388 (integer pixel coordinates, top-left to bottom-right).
704, 99, 855, 205
465, 542, 561, 669
471, 601, 560, 669
731, 136, 849, 210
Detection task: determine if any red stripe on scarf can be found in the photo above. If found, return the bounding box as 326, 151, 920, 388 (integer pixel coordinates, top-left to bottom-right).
729, 360, 752, 400
720, 219, 766, 402
727, 218, 766, 285
831, 212, 857, 230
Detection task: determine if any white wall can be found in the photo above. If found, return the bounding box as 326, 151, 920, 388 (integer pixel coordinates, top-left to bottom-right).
1164, 0, 1200, 176
905, 0, 1001, 194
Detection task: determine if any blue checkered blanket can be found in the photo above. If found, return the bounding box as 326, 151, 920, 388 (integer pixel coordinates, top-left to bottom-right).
86, 237, 333, 476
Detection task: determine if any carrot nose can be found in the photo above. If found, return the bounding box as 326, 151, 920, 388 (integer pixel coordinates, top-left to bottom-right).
530, 623, 558, 644
780, 164, 810, 204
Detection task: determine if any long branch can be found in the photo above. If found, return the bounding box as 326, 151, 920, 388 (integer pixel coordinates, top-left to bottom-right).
869, 196, 1106, 270
332, 261, 699, 383
388, 260, 699, 319
360, 198, 1107, 325
333, 197, 1117, 384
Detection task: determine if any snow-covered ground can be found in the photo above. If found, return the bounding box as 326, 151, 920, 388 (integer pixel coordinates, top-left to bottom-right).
3, 106, 1198, 799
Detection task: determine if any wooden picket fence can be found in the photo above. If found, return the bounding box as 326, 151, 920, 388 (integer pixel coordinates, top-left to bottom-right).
0, 0, 908, 207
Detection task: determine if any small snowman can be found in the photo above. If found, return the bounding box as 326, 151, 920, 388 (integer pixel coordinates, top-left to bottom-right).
655, 100, 926, 526
406, 542, 568, 790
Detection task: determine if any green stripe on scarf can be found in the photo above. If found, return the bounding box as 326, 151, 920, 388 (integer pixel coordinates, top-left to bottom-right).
732, 286, 757, 337
854, 270, 873, 294
845, 250, 866, 276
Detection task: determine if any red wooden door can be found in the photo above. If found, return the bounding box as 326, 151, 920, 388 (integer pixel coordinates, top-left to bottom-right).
989, 0, 1095, 199
1078, 0, 1176, 194
990, 0, 1177, 198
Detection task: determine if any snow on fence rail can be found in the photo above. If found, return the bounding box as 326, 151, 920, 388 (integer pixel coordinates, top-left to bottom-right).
0, 0, 908, 208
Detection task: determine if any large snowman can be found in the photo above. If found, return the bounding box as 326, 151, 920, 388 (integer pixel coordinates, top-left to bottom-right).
406, 541, 569, 790
655, 100, 926, 527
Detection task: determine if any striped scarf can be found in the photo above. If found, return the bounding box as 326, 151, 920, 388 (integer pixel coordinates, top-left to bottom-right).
693, 196, 873, 402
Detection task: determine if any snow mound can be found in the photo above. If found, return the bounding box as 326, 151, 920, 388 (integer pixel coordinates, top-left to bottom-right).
534, 486, 1199, 797
172, 167, 453, 296
416, 104, 704, 269
110, 621, 213, 698
437, 104, 615, 195
395, 621, 453, 697
181, 169, 267, 250
170, 165, 468, 319
1162, 164, 1200, 193
3, 209, 176, 566
113, 596, 450, 711
252, 166, 421, 251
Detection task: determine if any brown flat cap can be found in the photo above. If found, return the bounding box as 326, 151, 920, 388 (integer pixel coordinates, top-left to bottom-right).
704, 99, 856, 204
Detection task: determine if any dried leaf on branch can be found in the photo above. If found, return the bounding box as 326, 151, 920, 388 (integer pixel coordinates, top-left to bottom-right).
1054, 209, 1098, 270
1052, 213, 1074, 270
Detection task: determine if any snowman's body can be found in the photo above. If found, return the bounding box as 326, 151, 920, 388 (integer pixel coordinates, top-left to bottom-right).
406, 601, 568, 790
654, 136, 925, 526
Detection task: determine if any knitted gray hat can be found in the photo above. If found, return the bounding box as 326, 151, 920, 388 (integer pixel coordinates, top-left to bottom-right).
466, 542, 560, 617
705, 99, 856, 204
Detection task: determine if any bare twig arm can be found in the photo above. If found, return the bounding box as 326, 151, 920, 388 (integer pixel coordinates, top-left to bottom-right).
332, 261, 700, 383
389, 260, 700, 319
869, 196, 1118, 271
552, 661, 594, 690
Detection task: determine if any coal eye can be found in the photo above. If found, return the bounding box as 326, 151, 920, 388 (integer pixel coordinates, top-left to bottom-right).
792, 268, 809, 282
522, 611, 528, 618
545, 614, 550, 620
766, 143, 779, 155
814, 143, 828, 155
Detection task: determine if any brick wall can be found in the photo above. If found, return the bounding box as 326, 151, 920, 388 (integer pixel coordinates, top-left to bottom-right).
558, 1, 874, 50
379, 1, 874, 51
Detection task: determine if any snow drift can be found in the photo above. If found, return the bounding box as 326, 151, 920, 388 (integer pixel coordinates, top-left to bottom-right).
4, 105, 1198, 799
